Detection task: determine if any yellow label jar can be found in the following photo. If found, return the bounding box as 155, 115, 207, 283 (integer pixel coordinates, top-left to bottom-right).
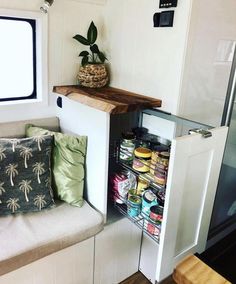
150, 145, 169, 175
132, 147, 152, 173
154, 151, 170, 186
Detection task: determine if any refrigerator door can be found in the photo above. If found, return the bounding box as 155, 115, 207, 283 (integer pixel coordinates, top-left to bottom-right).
209, 105, 236, 239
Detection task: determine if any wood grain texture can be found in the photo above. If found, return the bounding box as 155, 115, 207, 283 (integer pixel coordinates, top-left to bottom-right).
120, 271, 175, 284
53, 85, 162, 114
173, 255, 231, 284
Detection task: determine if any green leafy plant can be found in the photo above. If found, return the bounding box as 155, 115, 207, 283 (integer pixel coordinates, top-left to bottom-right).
73, 21, 107, 66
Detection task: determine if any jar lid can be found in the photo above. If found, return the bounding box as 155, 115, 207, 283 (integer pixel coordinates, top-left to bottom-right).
128, 195, 141, 204
143, 190, 156, 203
132, 127, 148, 138
152, 145, 169, 152
150, 205, 159, 214
122, 131, 135, 140
159, 151, 170, 159
134, 147, 152, 158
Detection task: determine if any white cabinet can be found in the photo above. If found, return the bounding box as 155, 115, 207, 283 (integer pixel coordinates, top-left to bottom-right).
54, 88, 227, 284
94, 218, 142, 284
140, 111, 228, 282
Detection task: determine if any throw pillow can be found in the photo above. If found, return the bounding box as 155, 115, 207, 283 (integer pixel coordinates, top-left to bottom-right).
0, 136, 55, 215
26, 125, 87, 207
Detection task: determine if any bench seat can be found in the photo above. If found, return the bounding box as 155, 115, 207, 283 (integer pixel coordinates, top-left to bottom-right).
0, 201, 103, 276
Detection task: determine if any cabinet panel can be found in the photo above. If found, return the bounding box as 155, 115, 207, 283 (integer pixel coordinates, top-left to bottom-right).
156, 126, 228, 281
139, 234, 159, 284
56, 96, 110, 218
94, 218, 142, 284
0, 238, 94, 284
175, 150, 214, 254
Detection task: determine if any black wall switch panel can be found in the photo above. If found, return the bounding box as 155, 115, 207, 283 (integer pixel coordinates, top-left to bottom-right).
153, 10, 174, 27
153, 13, 161, 27
159, 0, 178, 8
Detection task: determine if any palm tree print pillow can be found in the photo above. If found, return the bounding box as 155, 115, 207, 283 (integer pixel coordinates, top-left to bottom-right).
0, 136, 55, 215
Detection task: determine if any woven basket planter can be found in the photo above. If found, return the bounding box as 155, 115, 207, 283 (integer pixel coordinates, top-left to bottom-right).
78, 64, 109, 88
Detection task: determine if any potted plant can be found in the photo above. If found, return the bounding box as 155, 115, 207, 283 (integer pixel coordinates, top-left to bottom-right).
73, 21, 109, 88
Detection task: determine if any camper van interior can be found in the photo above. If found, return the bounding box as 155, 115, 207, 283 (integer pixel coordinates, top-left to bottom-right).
0, 0, 236, 283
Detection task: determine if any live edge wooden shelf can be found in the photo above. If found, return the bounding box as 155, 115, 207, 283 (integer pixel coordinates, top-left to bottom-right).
53, 85, 162, 114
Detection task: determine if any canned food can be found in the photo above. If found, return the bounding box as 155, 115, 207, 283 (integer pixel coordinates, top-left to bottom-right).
150, 146, 169, 175
141, 190, 158, 216
132, 147, 152, 173
147, 221, 161, 236
136, 177, 149, 196
154, 168, 166, 185
127, 195, 142, 217
150, 205, 163, 223
128, 188, 137, 199
157, 152, 170, 167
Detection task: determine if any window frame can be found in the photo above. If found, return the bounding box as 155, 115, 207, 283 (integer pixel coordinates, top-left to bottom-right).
0, 16, 37, 102
0, 9, 48, 106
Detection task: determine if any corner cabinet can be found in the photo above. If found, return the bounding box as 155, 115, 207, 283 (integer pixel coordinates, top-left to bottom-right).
53, 85, 228, 283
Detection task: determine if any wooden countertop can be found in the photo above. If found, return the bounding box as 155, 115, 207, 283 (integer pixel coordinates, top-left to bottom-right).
53, 85, 162, 114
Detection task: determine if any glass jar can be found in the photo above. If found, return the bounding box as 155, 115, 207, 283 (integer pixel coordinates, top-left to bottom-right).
157, 151, 170, 167
119, 132, 136, 163
132, 147, 152, 173
150, 146, 169, 175
149, 205, 163, 223
127, 195, 142, 217
154, 151, 170, 186
141, 189, 158, 217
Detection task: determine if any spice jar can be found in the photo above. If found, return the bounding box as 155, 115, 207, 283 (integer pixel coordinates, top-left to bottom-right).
119, 132, 136, 163
132, 147, 152, 173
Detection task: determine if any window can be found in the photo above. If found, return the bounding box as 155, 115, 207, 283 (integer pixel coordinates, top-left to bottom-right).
0, 9, 47, 105
0, 16, 36, 102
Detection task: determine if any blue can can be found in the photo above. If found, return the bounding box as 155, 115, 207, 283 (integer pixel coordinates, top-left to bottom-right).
141, 190, 158, 217
127, 195, 142, 217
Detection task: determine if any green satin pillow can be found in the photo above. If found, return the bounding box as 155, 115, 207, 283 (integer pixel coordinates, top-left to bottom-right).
26, 125, 87, 207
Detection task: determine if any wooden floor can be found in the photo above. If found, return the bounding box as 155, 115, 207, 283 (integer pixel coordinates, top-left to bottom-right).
120, 271, 175, 284
173, 255, 231, 284
120, 229, 236, 284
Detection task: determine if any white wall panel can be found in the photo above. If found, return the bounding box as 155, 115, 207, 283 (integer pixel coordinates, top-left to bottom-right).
104, 0, 192, 114
0, 0, 105, 122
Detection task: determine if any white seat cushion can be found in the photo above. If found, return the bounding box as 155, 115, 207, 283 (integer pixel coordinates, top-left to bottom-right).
0, 201, 103, 276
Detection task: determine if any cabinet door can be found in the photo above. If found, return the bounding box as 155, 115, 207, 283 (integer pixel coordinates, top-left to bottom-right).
94, 218, 142, 284
156, 126, 228, 281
